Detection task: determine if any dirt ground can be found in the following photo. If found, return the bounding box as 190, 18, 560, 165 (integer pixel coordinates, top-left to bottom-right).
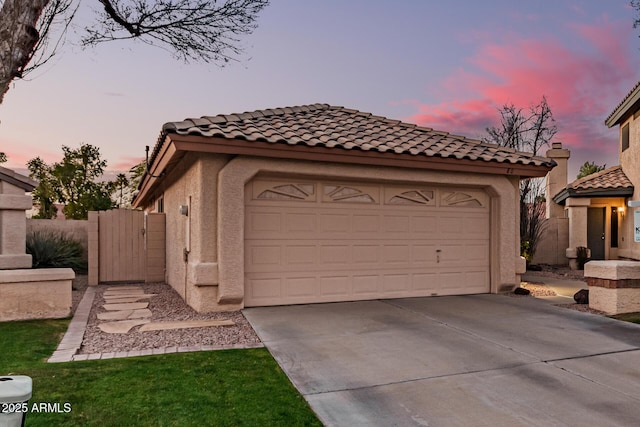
526, 264, 585, 280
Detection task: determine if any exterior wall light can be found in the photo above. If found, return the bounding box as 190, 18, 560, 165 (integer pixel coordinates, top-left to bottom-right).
179, 205, 189, 216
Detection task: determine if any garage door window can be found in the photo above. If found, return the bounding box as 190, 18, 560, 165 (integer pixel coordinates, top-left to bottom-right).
386, 189, 435, 205
254, 182, 316, 201
323, 185, 378, 203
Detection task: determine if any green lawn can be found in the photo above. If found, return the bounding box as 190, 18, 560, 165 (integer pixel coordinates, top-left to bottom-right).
0, 320, 321, 426
611, 312, 640, 325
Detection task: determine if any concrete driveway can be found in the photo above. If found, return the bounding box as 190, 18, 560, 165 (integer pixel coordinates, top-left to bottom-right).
244, 295, 640, 426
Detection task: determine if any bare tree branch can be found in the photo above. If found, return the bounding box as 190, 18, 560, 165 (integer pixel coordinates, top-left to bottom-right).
0, 0, 268, 104
23, 0, 77, 75
484, 96, 557, 263
84, 0, 269, 63
483, 96, 557, 156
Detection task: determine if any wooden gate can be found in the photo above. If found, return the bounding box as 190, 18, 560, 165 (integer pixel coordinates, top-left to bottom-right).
88, 209, 165, 285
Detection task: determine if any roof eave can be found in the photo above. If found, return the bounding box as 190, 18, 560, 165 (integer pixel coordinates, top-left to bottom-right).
606, 86, 640, 127
553, 187, 634, 204
133, 134, 554, 207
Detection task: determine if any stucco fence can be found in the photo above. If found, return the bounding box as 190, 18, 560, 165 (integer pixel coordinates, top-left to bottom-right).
26, 219, 89, 261
0, 219, 88, 321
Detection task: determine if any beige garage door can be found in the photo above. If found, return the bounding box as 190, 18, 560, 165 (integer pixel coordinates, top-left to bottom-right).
244, 179, 490, 307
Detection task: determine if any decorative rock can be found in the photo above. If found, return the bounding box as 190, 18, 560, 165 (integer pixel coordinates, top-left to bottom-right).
102, 295, 156, 304
574, 289, 589, 304
103, 291, 147, 297
98, 319, 150, 334
97, 309, 152, 320
103, 302, 149, 311
105, 286, 143, 291
514, 287, 531, 295
103, 293, 156, 299
139, 319, 235, 332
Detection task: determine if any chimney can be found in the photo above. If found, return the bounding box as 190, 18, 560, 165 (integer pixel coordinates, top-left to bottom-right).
545, 142, 570, 219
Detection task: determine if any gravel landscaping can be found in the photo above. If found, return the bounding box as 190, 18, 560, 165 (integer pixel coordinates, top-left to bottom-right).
518, 266, 608, 315
71, 277, 261, 354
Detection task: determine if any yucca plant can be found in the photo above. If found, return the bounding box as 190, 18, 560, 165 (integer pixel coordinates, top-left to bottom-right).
26, 230, 86, 272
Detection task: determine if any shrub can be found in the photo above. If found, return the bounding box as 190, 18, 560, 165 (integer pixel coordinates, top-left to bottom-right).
576, 246, 589, 270
26, 230, 86, 272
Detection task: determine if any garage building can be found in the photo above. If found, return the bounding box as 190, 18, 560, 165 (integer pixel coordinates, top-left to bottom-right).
133, 104, 555, 312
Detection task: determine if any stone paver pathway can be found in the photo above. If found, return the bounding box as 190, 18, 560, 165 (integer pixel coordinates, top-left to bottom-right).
48, 284, 261, 363
97, 309, 152, 321
98, 286, 154, 332
99, 319, 151, 334
139, 319, 235, 332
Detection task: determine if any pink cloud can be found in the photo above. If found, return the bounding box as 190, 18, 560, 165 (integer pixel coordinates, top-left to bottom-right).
109, 157, 144, 172
0, 139, 59, 170
402, 17, 638, 160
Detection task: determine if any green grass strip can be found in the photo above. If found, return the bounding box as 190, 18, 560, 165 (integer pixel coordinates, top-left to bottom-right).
611, 312, 640, 324
1, 320, 321, 426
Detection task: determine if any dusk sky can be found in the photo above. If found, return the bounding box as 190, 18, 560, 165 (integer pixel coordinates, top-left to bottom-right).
2, 0, 640, 180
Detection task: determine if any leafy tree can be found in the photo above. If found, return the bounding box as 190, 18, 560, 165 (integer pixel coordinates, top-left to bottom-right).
484, 96, 558, 264
126, 160, 145, 204
27, 157, 58, 218
577, 161, 605, 179
105, 161, 145, 208
0, 152, 6, 163
28, 144, 115, 219
111, 172, 129, 208
0, 0, 269, 104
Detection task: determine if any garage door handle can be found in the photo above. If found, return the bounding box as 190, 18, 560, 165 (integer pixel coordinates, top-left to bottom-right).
436, 249, 441, 263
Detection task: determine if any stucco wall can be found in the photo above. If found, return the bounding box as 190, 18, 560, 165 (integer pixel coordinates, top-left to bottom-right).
533, 217, 569, 265
0, 268, 74, 321
156, 154, 524, 312
26, 219, 89, 261
157, 153, 231, 310
218, 156, 522, 309
0, 181, 33, 269
620, 114, 640, 260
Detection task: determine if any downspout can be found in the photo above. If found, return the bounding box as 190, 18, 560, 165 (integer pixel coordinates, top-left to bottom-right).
182, 196, 191, 301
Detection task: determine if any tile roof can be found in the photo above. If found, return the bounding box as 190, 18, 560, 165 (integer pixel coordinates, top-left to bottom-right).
158, 103, 555, 168
571, 166, 633, 191
553, 166, 634, 203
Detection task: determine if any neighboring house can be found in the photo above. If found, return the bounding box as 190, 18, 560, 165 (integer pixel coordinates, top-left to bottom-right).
538, 81, 640, 268
133, 104, 554, 312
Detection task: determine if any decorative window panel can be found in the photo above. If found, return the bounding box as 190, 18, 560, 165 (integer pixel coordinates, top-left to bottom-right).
386, 188, 436, 205
253, 181, 316, 201
322, 184, 377, 203
441, 191, 484, 207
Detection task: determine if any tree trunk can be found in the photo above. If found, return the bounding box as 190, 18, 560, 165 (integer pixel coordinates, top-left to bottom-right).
0, 0, 50, 104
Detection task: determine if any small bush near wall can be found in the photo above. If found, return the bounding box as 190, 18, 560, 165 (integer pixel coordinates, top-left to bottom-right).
26, 219, 88, 261
576, 246, 589, 270
26, 230, 87, 272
